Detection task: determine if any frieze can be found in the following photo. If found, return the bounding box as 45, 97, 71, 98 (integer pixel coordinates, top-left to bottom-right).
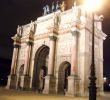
34, 38, 49, 46
58, 28, 71, 35
34, 33, 49, 40
58, 33, 72, 42
59, 23, 72, 30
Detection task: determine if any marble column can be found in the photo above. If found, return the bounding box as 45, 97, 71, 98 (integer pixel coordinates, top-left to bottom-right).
43, 35, 57, 94
20, 41, 33, 90
48, 36, 57, 75
98, 40, 104, 95
24, 41, 32, 75
66, 30, 80, 96
6, 44, 20, 89
71, 32, 78, 75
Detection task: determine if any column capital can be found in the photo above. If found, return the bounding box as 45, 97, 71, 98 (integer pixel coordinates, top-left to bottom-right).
27, 41, 33, 46
13, 44, 20, 48
49, 36, 57, 41
71, 27, 80, 36
26, 40, 33, 46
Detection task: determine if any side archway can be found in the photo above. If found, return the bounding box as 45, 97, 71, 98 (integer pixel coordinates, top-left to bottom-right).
16, 64, 24, 89
32, 45, 49, 91
19, 64, 24, 76
58, 61, 71, 94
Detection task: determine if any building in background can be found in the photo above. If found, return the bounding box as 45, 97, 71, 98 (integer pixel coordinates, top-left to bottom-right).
6, 1, 106, 96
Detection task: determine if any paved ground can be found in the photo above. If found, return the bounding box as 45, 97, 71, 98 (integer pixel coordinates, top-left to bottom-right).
0, 87, 109, 100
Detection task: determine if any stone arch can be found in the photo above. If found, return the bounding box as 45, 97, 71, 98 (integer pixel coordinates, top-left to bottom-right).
19, 64, 24, 76
16, 64, 24, 89
58, 61, 71, 94
32, 45, 49, 91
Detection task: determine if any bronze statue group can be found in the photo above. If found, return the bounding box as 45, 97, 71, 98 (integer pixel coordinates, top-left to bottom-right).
43, 1, 66, 15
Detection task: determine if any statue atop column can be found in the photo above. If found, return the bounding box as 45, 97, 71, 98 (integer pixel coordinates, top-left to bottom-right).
30, 20, 36, 34
46, 5, 50, 14
43, 5, 50, 15
54, 14, 60, 27
43, 6, 47, 15
72, 1, 80, 21
43, 1, 65, 15
56, 1, 60, 11
60, 1, 66, 12
74, 1, 77, 6
51, 2, 55, 12
17, 25, 22, 37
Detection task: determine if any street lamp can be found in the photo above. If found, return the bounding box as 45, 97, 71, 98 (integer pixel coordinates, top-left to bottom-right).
84, 0, 103, 100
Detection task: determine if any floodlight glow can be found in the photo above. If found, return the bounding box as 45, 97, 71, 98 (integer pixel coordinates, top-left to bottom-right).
84, 0, 103, 11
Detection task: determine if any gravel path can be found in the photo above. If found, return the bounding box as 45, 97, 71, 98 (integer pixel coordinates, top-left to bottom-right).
0, 87, 109, 100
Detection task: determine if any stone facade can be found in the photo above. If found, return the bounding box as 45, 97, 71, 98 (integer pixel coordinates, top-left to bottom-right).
6, 4, 106, 97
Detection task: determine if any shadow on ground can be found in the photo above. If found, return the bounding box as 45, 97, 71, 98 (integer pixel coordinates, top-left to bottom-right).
0, 87, 109, 100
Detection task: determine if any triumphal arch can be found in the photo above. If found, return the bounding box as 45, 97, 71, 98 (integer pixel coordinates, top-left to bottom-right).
6, 3, 106, 96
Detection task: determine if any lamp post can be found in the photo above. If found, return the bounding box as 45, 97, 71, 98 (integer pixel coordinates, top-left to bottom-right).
89, 12, 97, 100
83, 0, 103, 100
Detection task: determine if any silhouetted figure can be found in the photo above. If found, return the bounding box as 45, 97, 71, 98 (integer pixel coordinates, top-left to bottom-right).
43, 6, 47, 15
46, 5, 50, 14
51, 2, 55, 12
56, 1, 60, 11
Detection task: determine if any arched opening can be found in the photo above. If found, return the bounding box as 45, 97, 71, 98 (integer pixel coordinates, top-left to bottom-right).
17, 64, 24, 89
58, 61, 71, 94
19, 64, 24, 76
39, 66, 47, 92
32, 45, 49, 91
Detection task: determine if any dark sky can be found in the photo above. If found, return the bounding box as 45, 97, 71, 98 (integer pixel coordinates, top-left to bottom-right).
0, 0, 110, 79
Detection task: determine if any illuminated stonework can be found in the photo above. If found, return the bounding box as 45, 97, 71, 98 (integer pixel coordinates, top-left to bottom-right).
6, 4, 106, 97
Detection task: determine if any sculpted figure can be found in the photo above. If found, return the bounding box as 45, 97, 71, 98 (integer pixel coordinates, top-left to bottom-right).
51, 2, 55, 12
30, 21, 37, 34
60, 1, 66, 12
54, 14, 61, 27
43, 6, 47, 15
56, 1, 60, 11
30, 21, 34, 31
17, 25, 20, 34
46, 5, 50, 14
74, 1, 77, 6
17, 25, 22, 37
73, 1, 80, 21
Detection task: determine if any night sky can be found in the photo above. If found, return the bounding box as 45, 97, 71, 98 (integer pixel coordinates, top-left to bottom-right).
0, 0, 110, 81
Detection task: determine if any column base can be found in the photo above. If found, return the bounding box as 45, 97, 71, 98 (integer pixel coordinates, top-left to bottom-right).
6, 74, 17, 89
43, 75, 56, 94
20, 75, 31, 90
65, 75, 80, 97
97, 86, 104, 96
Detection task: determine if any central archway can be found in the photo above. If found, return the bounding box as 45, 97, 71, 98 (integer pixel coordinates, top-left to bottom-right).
32, 45, 49, 91
58, 61, 71, 94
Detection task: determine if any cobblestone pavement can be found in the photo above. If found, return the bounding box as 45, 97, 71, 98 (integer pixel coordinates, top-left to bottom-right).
0, 87, 109, 100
